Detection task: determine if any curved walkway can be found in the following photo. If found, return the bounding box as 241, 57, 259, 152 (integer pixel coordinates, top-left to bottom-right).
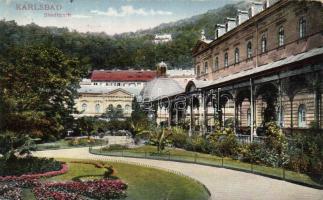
33, 148, 323, 200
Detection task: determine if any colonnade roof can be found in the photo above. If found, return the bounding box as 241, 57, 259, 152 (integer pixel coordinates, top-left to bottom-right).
151, 47, 323, 101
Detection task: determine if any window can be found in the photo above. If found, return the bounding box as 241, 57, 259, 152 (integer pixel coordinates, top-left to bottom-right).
95, 104, 100, 113
247, 42, 252, 59
261, 34, 267, 53
247, 108, 251, 126
108, 104, 113, 111
224, 52, 228, 67
94, 82, 98, 85
117, 104, 122, 111
81, 103, 87, 111
276, 106, 284, 127
298, 104, 306, 128
234, 48, 239, 64
125, 105, 130, 113
278, 26, 284, 47
299, 17, 306, 38
204, 62, 208, 74
196, 65, 200, 76
213, 57, 219, 71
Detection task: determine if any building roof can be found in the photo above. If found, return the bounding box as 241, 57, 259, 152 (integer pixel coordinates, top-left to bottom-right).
78, 85, 142, 96
141, 78, 184, 101
91, 70, 157, 82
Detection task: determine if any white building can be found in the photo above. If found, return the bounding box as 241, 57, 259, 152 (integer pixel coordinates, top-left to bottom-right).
154, 34, 172, 44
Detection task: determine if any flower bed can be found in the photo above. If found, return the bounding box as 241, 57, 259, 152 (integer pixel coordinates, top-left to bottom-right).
34, 179, 127, 200
0, 161, 128, 200
0, 164, 68, 183
0, 184, 23, 200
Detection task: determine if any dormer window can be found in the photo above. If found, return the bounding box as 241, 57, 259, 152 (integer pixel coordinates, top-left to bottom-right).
261, 34, 267, 53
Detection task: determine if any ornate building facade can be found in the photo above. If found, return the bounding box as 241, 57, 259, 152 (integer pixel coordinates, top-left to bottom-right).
144, 0, 323, 139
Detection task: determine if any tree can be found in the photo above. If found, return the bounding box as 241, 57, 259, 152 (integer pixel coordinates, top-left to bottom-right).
102, 106, 124, 120
129, 97, 149, 137
0, 45, 86, 138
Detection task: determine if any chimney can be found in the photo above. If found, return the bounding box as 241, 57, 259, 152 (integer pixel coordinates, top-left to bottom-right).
225, 18, 236, 32
264, 0, 279, 9
249, 1, 264, 17
215, 24, 226, 39
236, 10, 249, 25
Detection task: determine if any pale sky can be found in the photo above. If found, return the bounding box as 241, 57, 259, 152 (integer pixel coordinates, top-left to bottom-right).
0, 0, 240, 35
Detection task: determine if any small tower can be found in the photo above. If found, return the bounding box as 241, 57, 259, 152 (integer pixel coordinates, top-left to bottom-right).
156, 61, 167, 77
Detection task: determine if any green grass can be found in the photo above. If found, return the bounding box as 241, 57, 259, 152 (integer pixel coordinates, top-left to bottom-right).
48, 159, 210, 200
96, 145, 323, 188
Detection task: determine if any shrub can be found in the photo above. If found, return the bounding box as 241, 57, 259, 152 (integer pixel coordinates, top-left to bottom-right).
185, 136, 208, 153
103, 166, 115, 178
286, 132, 323, 180
0, 157, 63, 176
169, 127, 187, 148
208, 128, 239, 157
67, 138, 105, 147
103, 144, 128, 151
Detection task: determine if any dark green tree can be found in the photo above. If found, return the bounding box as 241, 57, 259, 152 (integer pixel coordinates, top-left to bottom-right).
0, 45, 86, 138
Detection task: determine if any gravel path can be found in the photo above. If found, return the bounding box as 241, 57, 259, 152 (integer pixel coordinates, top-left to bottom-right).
33, 148, 323, 200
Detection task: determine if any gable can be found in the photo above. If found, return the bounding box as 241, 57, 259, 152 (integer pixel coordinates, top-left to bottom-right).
106, 89, 133, 97
192, 40, 210, 55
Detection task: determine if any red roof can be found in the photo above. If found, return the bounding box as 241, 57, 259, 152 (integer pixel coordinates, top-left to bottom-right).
91, 70, 157, 82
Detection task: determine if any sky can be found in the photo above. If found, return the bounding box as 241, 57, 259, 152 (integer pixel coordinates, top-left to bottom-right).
0, 0, 239, 35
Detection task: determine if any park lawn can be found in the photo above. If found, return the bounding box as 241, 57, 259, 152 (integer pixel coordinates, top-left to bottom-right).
100, 145, 323, 187
49, 159, 210, 200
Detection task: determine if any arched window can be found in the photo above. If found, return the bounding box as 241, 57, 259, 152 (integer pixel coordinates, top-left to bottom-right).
298, 104, 306, 128
108, 104, 113, 111
299, 17, 306, 38
117, 104, 122, 110
261, 34, 267, 53
247, 108, 251, 126
204, 62, 208, 74
224, 52, 228, 67
213, 57, 218, 71
81, 103, 87, 112
276, 106, 284, 127
234, 48, 239, 64
247, 42, 252, 59
278, 26, 284, 47
95, 104, 100, 113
